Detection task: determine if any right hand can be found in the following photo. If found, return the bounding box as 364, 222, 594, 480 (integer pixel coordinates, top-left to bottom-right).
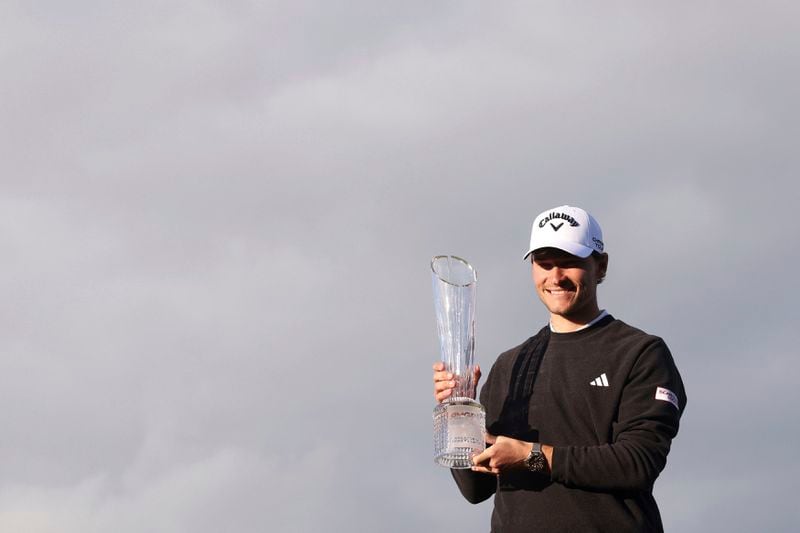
432, 362, 482, 403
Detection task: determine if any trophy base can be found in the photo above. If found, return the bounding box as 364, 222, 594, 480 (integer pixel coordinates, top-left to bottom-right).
433, 398, 486, 469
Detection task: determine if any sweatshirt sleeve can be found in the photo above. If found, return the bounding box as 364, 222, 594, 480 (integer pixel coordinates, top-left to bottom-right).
450, 468, 497, 504
550, 339, 687, 492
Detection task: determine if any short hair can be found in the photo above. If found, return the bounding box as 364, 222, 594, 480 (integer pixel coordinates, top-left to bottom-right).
591, 251, 607, 284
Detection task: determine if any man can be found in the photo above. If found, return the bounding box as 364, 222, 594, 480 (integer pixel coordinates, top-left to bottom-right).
432, 205, 686, 532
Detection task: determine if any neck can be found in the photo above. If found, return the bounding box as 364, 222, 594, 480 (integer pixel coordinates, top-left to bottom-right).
549, 306, 603, 333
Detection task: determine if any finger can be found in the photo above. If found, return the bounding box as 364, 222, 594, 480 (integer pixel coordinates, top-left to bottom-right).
434, 389, 452, 402
432, 362, 445, 371
484, 433, 497, 445
433, 371, 454, 383
471, 366, 482, 398
470, 466, 498, 475
434, 380, 456, 393
472, 448, 492, 466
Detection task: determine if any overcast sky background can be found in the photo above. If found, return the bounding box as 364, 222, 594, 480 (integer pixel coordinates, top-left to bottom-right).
1, 1, 798, 532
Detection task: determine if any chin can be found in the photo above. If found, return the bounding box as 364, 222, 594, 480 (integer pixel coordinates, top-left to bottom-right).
544, 304, 572, 316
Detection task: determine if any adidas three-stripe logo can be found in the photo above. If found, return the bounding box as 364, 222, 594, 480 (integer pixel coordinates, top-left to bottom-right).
590, 373, 609, 387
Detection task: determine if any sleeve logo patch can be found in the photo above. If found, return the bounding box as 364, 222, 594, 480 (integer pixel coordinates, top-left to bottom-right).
655, 387, 679, 409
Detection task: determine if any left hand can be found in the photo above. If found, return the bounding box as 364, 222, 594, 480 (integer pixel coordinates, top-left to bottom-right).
471, 434, 533, 475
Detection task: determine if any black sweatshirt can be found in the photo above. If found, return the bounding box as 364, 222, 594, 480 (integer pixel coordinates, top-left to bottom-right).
452, 315, 687, 532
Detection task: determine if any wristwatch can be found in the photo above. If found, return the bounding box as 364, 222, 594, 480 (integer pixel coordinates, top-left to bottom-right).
525, 442, 547, 473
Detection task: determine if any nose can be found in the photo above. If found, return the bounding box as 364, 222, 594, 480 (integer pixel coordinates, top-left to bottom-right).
550, 266, 570, 287
550, 266, 566, 284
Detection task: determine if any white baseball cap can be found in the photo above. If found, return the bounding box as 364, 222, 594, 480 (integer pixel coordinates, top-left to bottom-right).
523, 205, 605, 260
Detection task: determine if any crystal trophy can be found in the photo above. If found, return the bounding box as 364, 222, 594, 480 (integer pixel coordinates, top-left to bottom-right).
431, 255, 486, 469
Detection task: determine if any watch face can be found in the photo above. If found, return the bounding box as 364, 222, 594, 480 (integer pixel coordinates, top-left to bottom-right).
525, 443, 546, 472
526, 452, 545, 472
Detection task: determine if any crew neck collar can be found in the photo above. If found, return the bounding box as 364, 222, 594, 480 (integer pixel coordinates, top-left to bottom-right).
549, 310, 609, 334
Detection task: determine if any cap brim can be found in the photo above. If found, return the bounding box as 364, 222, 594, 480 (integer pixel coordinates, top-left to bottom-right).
523, 242, 594, 260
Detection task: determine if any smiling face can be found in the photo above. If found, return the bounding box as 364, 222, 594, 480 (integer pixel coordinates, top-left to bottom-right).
531, 248, 608, 331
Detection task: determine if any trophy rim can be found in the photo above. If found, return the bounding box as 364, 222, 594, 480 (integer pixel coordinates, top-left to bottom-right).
430, 255, 477, 287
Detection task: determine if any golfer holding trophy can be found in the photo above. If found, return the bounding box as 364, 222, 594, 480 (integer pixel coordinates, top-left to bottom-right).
429, 205, 687, 532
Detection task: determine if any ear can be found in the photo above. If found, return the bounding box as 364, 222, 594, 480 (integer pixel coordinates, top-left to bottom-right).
596, 253, 608, 282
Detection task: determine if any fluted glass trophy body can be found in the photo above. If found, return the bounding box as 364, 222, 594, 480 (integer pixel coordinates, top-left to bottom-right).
431, 255, 486, 469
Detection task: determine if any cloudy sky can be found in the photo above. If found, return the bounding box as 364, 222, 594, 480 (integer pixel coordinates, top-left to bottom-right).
1, 1, 798, 531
